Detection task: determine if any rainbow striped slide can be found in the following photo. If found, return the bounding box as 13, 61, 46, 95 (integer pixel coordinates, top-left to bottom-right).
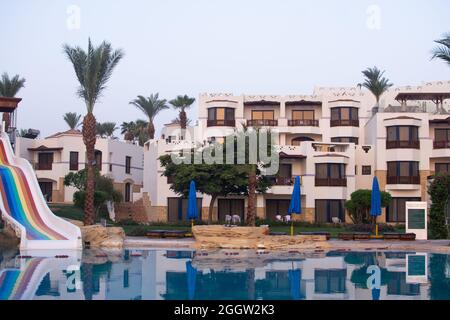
0, 132, 81, 250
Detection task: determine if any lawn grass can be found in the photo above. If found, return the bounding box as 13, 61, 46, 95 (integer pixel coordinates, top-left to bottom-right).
47, 204, 405, 238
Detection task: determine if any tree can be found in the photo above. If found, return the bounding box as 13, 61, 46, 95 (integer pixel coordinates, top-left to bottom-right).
63, 112, 82, 130
0, 72, 25, 97
169, 95, 195, 129
120, 119, 149, 145
129, 93, 168, 139
159, 134, 274, 225
96, 121, 117, 138
0, 72, 26, 131
359, 67, 393, 112
428, 174, 450, 239
431, 33, 450, 67
63, 38, 124, 225
64, 168, 122, 217
121, 121, 136, 141
345, 189, 392, 224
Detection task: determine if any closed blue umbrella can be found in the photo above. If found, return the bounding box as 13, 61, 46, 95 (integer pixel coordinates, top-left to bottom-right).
186, 261, 197, 300
372, 288, 380, 300
288, 176, 302, 236
370, 176, 382, 238
288, 269, 301, 300
187, 180, 198, 227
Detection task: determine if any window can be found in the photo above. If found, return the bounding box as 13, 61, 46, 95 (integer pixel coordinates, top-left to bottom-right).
362, 166, 371, 175
386, 126, 419, 149
291, 136, 314, 145
434, 128, 450, 148
207, 107, 235, 126
330, 107, 359, 127
292, 110, 314, 120
94, 150, 102, 171
37, 152, 53, 170
38, 181, 53, 202
269, 164, 292, 185
124, 183, 131, 202
69, 152, 79, 171
435, 163, 450, 175
387, 272, 420, 296
387, 161, 420, 184
218, 199, 245, 222
266, 199, 291, 221
387, 198, 421, 223
331, 137, 359, 145
251, 110, 274, 120
315, 163, 346, 186
315, 200, 345, 223
125, 156, 131, 174
167, 197, 203, 222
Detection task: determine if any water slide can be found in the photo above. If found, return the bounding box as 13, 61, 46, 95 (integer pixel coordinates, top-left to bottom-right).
0, 131, 82, 250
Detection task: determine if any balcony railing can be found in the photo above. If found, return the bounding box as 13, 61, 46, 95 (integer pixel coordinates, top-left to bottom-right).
386, 140, 420, 149
315, 177, 347, 187
433, 141, 450, 149
288, 119, 319, 127
247, 119, 278, 126
387, 176, 420, 185
207, 119, 236, 127
34, 163, 53, 170
330, 119, 359, 127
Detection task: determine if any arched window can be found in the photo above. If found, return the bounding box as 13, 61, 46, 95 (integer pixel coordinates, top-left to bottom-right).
291, 136, 314, 146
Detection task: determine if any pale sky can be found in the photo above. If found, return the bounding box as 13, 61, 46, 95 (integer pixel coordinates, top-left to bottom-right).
1, 0, 449, 137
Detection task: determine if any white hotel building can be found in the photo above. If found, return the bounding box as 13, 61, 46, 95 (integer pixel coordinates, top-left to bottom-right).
140, 81, 450, 224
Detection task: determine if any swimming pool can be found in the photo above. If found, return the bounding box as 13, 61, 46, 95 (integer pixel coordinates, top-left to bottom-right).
0, 249, 449, 300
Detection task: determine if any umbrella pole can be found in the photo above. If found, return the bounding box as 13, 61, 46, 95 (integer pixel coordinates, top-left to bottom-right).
290, 220, 294, 236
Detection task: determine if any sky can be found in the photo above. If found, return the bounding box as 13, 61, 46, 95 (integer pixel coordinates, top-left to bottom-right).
1, 0, 449, 137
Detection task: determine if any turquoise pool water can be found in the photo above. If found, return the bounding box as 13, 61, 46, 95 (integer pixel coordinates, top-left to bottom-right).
0, 249, 449, 300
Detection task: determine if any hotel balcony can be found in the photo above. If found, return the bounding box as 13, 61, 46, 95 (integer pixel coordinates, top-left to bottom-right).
433, 141, 450, 149
386, 140, 420, 149
330, 119, 359, 127
246, 119, 278, 126
315, 177, 347, 187
206, 119, 236, 127
288, 119, 319, 127
387, 176, 420, 185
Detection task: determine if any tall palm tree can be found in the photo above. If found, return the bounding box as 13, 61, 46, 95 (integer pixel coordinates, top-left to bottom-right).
129, 93, 168, 139
63, 112, 82, 130
359, 67, 393, 112
432, 33, 450, 66
169, 95, 195, 129
135, 119, 150, 146
0, 73, 26, 131
63, 38, 124, 225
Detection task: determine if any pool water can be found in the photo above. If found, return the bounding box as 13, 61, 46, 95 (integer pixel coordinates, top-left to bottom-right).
0, 249, 449, 300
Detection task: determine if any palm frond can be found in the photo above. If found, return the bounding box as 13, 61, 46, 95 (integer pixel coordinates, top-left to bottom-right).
63, 112, 82, 129
129, 93, 169, 121
0, 73, 26, 97
169, 94, 195, 110
431, 33, 450, 66
360, 66, 393, 103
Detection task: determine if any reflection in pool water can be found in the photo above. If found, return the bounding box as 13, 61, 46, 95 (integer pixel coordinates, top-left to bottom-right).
0, 249, 449, 300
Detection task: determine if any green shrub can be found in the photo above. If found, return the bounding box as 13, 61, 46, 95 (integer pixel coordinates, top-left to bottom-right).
117, 218, 140, 226
347, 223, 395, 233
125, 225, 149, 236
428, 174, 450, 239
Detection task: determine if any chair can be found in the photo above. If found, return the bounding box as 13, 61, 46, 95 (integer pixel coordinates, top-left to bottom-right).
332, 217, 341, 224
275, 215, 283, 222
225, 215, 232, 226
284, 215, 291, 223
232, 215, 241, 225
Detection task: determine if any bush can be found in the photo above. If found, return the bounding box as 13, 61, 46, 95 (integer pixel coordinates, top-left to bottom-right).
117, 218, 140, 226
347, 223, 396, 233
125, 225, 149, 236
345, 189, 392, 224
428, 174, 450, 239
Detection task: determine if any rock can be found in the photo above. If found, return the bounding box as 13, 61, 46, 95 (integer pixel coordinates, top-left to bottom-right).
0, 225, 19, 249
80, 224, 125, 248
192, 225, 329, 250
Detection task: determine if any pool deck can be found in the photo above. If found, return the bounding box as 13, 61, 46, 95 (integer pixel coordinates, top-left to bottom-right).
124, 236, 450, 253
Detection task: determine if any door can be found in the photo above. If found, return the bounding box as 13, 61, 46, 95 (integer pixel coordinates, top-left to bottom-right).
218, 199, 245, 222
39, 181, 53, 202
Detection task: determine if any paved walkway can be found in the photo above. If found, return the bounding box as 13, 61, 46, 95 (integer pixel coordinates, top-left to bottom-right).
124, 236, 450, 253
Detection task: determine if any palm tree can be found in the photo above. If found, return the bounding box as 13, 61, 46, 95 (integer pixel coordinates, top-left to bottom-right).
0, 73, 26, 97
100, 122, 117, 138
432, 33, 450, 66
169, 95, 195, 129
129, 93, 168, 139
135, 119, 150, 146
359, 67, 393, 113
63, 112, 82, 130
0, 73, 26, 131
121, 121, 136, 141
63, 38, 124, 225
